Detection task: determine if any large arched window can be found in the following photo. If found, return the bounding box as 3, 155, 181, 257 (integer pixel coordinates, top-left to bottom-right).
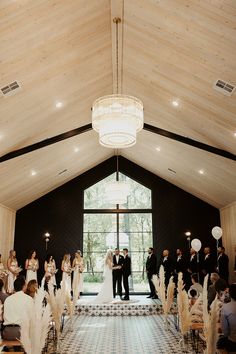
83, 172, 153, 293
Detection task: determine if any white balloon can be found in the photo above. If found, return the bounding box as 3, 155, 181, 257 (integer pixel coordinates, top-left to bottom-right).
191, 238, 202, 252
211, 226, 223, 240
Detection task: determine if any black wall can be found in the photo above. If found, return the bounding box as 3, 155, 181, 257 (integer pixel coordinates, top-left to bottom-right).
14, 156, 220, 283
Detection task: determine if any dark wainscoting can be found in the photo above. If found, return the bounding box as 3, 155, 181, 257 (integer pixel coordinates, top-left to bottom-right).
14, 156, 220, 283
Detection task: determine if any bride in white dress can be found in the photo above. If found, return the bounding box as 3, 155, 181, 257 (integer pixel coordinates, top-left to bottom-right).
93, 250, 113, 304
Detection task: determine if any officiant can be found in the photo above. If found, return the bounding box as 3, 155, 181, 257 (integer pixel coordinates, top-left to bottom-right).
112, 248, 124, 299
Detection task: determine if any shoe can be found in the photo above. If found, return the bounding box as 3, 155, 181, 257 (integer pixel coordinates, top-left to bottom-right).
122, 297, 130, 301
152, 295, 158, 299
147, 295, 152, 298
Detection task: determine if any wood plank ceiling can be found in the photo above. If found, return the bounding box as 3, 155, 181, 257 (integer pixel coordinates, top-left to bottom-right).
0, 0, 235, 210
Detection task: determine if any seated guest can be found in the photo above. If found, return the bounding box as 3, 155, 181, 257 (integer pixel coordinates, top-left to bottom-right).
3, 276, 33, 340
0, 279, 9, 304
208, 273, 220, 308
217, 284, 236, 353
215, 278, 230, 304
25, 279, 38, 299
188, 288, 198, 307
190, 273, 203, 294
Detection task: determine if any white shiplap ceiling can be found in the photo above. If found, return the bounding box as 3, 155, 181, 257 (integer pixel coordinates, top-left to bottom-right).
0, 0, 236, 210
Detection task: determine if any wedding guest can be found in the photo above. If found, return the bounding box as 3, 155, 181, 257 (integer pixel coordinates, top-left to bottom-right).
188, 288, 198, 308
216, 246, 229, 284
61, 253, 72, 293
215, 278, 230, 303
7, 250, 20, 294
190, 273, 203, 294
112, 248, 124, 299
207, 272, 220, 308
159, 249, 174, 287
122, 248, 131, 301
0, 279, 9, 304
146, 247, 157, 299
72, 250, 84, 299
25, 250, 39, 283
3, 276, 33, 340
43, 254, 57, 288
202, 247, 215, 277
217, 284, 236, 353
25, 279, 38, 299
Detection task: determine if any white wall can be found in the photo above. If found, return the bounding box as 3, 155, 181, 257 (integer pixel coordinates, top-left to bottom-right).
0, 203, 16, 265
220, 201, 236, 284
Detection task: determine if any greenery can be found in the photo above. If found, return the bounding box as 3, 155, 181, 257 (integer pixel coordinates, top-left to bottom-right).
83, 172, 153, 292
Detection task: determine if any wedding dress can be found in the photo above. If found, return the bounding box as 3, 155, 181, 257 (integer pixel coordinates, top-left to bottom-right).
93, 263, 113, 304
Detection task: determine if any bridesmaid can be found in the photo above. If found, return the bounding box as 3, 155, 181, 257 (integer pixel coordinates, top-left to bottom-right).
0, 254, 8, 291
25, 250, 39, 282
72, 250, 84, 299
44, 254, 57, 288
7, 250, 20, 294
61, 253, 72, 292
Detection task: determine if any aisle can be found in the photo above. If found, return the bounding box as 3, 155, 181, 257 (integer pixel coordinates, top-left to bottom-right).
60, 315, 195, 354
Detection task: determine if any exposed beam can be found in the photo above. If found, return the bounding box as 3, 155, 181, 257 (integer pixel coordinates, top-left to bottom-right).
0, 124, 92, 163
0, 122, 235, 163
144, 123, 236, 161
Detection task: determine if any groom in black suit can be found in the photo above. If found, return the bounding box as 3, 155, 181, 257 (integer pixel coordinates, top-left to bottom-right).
122, 248, 131, 300
112, 248, 124, 299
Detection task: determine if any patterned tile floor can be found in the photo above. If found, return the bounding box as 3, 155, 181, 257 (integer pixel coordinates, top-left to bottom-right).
59, 315, 203, 354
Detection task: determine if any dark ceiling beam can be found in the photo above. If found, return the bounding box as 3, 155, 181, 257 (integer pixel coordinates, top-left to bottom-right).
0, 124, 93, 163
144, 123, 236, 161
0, 122, 235, 163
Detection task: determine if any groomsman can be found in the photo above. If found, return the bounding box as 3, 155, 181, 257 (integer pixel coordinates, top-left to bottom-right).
112, 248, 124, 299
122, 248, 131, 300
146, 247, 157, 299
159, 249, 174, 287
202, 247, 215, 276
175, 248, 187, 284
217, 246, 229, 284
186, 248, 198, 289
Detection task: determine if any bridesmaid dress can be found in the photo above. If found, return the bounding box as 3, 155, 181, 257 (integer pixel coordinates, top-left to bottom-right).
26, 259, 39, 282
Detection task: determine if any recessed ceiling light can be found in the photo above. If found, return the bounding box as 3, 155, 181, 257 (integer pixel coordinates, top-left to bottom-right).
31, 170, 37, 176
74, 147, 79, 153
234, 132, 236, 137
156, 146, 161, 152
172, 100, 179, 107
55, 101, 63, 108
198, 169, 204, 175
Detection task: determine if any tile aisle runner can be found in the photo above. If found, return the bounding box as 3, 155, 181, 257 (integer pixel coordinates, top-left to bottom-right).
60, 315, 201, 354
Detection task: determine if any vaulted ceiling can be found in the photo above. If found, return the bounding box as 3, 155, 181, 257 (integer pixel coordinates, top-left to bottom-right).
0, 0, 236, 210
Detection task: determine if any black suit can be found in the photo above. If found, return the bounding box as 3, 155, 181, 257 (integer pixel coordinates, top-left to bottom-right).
122, 255, 131, 299
146, 253, 157, 297
218, 253, 229, 283
186, 253, 198, 289
202, 253, 215, 276
113, 254, 124, 298
175, 255, 187, 285
159, 256, 174, 286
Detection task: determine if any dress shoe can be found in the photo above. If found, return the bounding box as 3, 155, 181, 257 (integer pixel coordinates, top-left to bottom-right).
152, 295, 158, 299
147, 295, 152, 298
122, 297, 130, 301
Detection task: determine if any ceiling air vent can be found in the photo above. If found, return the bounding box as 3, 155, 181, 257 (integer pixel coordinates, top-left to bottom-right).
58, 169, 68, 176
213, 79, 235, 96
1, 81, 21, 97
168, 168, 176, 174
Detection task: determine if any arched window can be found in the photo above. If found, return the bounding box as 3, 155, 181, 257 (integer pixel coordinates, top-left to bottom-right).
83, 172, 153, 293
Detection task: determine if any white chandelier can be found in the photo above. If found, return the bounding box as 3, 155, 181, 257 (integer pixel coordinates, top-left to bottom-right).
105, 180, 130, 205
92, 94, 144, 148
